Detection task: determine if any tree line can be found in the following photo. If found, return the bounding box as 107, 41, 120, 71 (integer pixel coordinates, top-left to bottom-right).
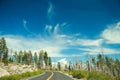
90, 54, 120, 77
0, 37, 52, 69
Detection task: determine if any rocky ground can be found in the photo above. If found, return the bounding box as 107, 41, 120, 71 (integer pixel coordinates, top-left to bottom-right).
0, 63, 37, 77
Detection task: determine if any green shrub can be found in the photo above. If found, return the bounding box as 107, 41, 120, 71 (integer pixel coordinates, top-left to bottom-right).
0, 70, 43, 80
67, 70, 115, 80
87, 71, 114, 80
71, 70, 88, 79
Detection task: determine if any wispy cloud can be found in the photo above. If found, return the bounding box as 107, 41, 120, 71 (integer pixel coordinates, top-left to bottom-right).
68, 39, 103, 47
48, 2, 53, 14
101, 22, 120, 44
2, 35, 65, 57
0, 23, 68, 57
78, 47, 119, 55
61, 22, 67, 27
53, 24, 59, 35
45, 25, 52, 34
1, 22, 120, 57
47, 2, 55, 21
23, 19, 35, 34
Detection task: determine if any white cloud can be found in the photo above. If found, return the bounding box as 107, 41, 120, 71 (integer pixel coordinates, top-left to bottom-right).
61, 22, 67, 27
0, 23, 69, 57
101, 22, 120, 44
77, 39, 103, 47
23, 19, 35, 34
79, 47, 119, 55
47, 2, 55, 20
102, 48, 119, 54
1, 22, 120, 57
48, 2, 53, 14
45, 25, 52, 34
53, 24, 59, 35
68, 39, 103, 47
23, 19, 27, 24
1, 35, 65, 57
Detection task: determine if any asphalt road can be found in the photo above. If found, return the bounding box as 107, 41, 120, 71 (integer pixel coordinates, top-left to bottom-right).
28, 71, 74, 80
28, 72, 52, 80
50, 72, 74, 80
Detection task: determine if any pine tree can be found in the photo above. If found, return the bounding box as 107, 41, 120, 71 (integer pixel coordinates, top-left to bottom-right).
3, 47, 8, 65
26, 50, 32, 65
9, 57, 13, 63
57, 62, 61, 71
44, 51, 48, 67
48, 57, 52, 69
34, 52, 37, 64
0, 38, 2, 62
39, 50, 44, 69
87, 53, 91, 72
92, 57, 96, 70
13, 51, 18, 63
1, 37, 8, 65
28, 50, 32, 64
18, 50, 23, 64
22, 51, 27, 64
97, 54, 104, 71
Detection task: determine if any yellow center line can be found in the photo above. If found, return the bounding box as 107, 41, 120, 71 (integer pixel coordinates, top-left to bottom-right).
47, 71, 54, 80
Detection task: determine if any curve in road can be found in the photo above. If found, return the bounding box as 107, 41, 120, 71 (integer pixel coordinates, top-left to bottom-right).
29, 72, 52, 80
28, 71, 74, 80
50, 72, 74, 80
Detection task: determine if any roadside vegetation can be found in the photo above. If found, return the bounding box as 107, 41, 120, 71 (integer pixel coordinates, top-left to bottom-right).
0, 37, 120, 80
63, 50, 120, 80
0, 37, 52, 69
64, 53, 120, 80
0, 37, 51, 79
0, 70, 43, 80
67, 70, 116, 80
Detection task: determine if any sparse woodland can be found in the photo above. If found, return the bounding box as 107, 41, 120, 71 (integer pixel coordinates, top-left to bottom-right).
0, 37, 120, 80
0, 37, 52, 69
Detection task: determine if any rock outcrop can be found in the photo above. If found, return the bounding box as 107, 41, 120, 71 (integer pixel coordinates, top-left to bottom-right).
0, 68, 10, 77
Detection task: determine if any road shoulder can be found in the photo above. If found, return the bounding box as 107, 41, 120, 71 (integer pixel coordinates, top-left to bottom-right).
21, 72, 45, 80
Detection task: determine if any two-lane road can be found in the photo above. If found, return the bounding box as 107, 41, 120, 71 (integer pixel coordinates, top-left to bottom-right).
29, 72, 52, 80
50, 72, 74, 80
28, 71, 74, 80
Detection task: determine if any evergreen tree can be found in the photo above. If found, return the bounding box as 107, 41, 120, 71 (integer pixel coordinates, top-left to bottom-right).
87, 53, 91, 72
97, 54, 104, 71
39, 50, 44, 68
0, 38, 2, 62
34, 52, 37, 64
3, 47, 8, 65
9, 57, 13, 63
0, 37, 8, 65
28, 50, 32, 64
13, 51, 18, 63
18, 50, 23, 64
26, 50, 32, 65
48, 57, 52, 69
92, 57, 96, 70
57, 62, 61, 71
22, 51, 27, 64
44, 51, 48, 67
115, 58, 120, 76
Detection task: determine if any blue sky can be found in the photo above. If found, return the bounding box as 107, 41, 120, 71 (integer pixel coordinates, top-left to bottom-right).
0, 0, 120, 57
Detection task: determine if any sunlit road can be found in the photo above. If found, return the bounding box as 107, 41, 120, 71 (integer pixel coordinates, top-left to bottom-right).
28, 72, 52, 80
28, 71, 74, 80
50, 72, 74, 80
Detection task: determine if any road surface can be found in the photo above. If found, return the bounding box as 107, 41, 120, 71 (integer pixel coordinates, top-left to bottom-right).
28, 71, 74, 80
29, 72, 52, 80
50, 72, 74, 80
